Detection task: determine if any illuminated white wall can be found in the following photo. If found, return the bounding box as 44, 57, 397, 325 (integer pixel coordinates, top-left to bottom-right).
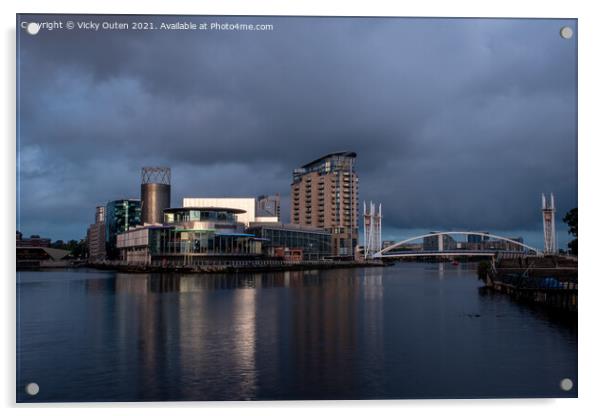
183, 197, 256, 226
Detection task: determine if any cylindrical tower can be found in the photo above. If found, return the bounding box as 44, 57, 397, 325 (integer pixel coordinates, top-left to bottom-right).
141, 167, 171, 224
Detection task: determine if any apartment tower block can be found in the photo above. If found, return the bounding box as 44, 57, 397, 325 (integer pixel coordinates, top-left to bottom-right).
291, 151, 358, 257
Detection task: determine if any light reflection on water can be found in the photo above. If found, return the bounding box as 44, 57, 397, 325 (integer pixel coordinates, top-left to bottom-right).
16, 263, 577, 402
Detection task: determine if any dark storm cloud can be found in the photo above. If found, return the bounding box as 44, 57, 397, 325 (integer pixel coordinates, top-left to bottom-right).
16, 15, 577, 247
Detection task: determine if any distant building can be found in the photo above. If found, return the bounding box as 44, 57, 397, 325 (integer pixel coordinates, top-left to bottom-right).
382, 240, 397, 250
256, 194, 281, 222
183, 197, 256, 226
16, 247, 71, 268
105, 199, 142, 259
16, 231, 51, 248
87, 206, 107, 260
246, 222, 332, 260
95, 205, 106, 223
482, 237, 526, 252
423, 232, 456, 251
116, 207, 262, 265
467, 232, 490, 244
291, 151, 358, 258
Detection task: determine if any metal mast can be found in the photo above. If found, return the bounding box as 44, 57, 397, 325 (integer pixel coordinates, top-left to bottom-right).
542, 193, 557, 254
363, 201, 382, 259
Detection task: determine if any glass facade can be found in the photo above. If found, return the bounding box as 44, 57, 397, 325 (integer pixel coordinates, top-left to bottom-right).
149, 228, 260, 256
164, 208, 237, 224
117, 207, 263, 264
105, 199, 142, 259
247, 225, 332, 260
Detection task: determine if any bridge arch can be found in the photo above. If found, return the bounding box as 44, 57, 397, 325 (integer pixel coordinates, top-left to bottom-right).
374, 231, 541, 258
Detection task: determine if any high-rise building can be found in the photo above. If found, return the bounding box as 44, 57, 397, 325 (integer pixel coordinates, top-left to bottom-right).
256, 194, 281, 221
141, 167, 171, 225
291, 151, 358, 257
87, 205, 107, 260
105, 199, 142, 259
95, 205, 106, 224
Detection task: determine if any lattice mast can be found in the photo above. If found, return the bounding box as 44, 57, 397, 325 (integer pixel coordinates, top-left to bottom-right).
141, 167, 171, 185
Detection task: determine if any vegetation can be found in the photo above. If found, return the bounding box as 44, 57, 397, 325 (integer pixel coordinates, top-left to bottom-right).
51, 239, 88, 258
562, 208, 577, 255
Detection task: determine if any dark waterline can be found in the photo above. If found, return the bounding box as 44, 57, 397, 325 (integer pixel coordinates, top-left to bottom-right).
16, 263, 577, 402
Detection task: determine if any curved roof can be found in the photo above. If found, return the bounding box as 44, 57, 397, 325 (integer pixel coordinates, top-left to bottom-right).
164, 206, 247, 214
301, 151, 357, 168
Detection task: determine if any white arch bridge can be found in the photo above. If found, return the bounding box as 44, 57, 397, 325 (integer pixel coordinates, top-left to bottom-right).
372, 231, 542, 259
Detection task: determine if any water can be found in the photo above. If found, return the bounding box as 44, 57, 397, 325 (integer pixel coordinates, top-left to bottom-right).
16, 263, 577, 402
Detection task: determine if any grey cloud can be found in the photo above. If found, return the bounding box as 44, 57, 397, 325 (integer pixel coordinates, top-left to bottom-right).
17, 15, 577, 247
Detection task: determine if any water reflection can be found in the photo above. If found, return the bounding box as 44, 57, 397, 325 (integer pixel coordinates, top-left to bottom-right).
17, 265, 577, 402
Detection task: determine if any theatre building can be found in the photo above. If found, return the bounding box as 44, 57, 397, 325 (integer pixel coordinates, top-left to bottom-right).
116, 207, 262, 265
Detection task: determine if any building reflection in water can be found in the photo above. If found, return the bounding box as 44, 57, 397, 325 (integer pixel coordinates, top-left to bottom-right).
360, 267, 385, 395
89, 268, 386, 400
281, 267, 385, 399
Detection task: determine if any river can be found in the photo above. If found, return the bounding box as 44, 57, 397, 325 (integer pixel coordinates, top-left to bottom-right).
16, 263, 577, 401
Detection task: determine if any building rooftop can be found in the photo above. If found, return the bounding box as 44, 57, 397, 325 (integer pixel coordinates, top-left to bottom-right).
164, 206, 247, 214
300, 151, 357, 169
248, 222, 331, 234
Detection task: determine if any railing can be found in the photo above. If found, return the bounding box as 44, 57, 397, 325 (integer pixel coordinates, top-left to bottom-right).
377, 249, 530, 257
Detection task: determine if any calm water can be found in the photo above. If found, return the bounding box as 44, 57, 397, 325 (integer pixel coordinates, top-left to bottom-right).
16, 263, 577, 402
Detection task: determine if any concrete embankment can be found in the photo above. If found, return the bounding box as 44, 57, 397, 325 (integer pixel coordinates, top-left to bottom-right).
483, 256, 577, 313
85, 259, 385, 274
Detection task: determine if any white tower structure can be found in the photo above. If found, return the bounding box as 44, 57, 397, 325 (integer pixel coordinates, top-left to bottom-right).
542, 193, 557, 254
363, 201, 382, 259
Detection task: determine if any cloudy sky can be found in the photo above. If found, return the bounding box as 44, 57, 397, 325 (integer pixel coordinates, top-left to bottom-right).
17, 15, 577, 248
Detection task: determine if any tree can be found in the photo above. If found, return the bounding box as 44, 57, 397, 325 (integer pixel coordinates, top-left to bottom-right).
51, 238, 88, 258
51, 240, 65, 249
562, 208, 577, 255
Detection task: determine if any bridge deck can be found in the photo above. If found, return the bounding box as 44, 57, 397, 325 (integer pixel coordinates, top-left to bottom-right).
375, 250, 530, 258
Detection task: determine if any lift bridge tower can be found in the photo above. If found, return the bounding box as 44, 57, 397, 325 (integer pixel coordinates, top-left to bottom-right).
542, 193, 557, 254
363, 201, 382, 259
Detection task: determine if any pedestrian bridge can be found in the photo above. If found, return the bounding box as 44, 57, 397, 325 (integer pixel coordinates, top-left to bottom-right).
372, 231, 541, 259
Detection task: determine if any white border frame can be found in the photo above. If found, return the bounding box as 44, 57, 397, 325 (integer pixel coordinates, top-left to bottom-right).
3, 1, 600, 414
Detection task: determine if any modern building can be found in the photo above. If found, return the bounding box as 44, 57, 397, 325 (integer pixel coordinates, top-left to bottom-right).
105, 199, 142, 259
246, 222, 332, 260
256, 194, 281, 222
95, 205, 106, 223
423, 233, 456, 251
183, 197, 256, 226
141, 167, 171, 225
16, 231, 51, 248
116, 207, 262, 265
482, 237, 526, 252
291, 151, 359, 258
467, 232, 490, 244
87, 205, 107, 260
